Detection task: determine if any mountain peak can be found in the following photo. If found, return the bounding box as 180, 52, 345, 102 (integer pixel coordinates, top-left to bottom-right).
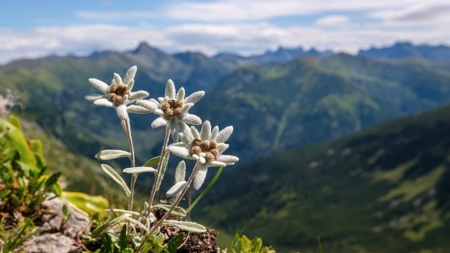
133, 42, 159, 54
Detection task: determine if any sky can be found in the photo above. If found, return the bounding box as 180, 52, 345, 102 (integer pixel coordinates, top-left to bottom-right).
1, 0, 450, 64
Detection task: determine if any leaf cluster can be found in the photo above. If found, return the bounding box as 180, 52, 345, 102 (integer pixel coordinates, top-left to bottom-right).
0, 116, 62, 252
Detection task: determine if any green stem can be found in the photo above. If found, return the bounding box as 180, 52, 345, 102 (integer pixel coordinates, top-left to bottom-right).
186, 166, 223, 213
146, 124, 171, 213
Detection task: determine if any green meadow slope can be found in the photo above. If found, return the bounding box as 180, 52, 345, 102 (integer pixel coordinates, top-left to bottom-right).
198, 104, 450, 253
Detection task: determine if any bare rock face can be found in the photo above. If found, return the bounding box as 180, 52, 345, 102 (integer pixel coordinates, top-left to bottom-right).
13, 197, 89, 253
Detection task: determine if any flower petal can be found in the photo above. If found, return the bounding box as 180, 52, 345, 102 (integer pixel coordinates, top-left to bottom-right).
85, 94, 104, 102
94, 98, 114, 107
149, 98, 160, 105
177, 87, 185, 102
114, 73, 123, 85
200, 121, 211, 140
217, 143, 229, 153
165, 79, 176, 99
170, 121, 180, 142
209, 161, 227, 167
89, 78, 109, 93
184, 91, 205, 104
127, 105, 152, 114
123, 65, 137, 85
130, 90, 149, 101
137, 100, 159, 111
116, 104, 129, 120
154, 109, 164, 116
180, 132, 191, 144
193, 165, 208, 190
126, 80, 134, 91
216, 155, 239, 165
182, 114, 202, 125
210, 126, 219, 140
151, 117, 168, 128
168, 146, 191, 158
180, 103, 192, 115
191, 126, 200, 139
216, 126, 233, 143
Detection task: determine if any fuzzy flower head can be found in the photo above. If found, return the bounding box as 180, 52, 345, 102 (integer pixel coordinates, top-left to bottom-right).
85, 66, 150, 120
168, 121, 239, 189
137, 79, 204, 142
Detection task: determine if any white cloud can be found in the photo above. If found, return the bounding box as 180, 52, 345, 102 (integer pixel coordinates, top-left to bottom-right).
1, 21, 449, 64
372, 3, 450, 25
315, 15, 350, 27
163, 0, 439, 22
74, 11, 158, 21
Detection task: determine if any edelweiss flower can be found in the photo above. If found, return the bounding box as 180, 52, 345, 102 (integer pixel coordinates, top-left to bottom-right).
167, 121, 239, 189
137, 79, 204, 142
85, 66, 150, 120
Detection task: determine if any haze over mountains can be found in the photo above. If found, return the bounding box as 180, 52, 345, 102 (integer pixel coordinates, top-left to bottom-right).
2, 41, 450, 252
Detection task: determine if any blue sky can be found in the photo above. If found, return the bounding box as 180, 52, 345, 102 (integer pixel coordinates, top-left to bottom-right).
1, 0, 449, 63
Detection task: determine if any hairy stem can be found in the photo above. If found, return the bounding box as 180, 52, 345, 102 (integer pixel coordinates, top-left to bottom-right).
122, 119, 136, 211
146, 124, 171, 212
148, 161, 200, 235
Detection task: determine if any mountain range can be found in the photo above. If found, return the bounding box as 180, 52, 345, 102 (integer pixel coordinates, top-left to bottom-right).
1, 41, 450, 252
358, 42, 450, 61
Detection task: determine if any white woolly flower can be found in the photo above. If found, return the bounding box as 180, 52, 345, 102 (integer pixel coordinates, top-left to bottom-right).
85, 66, 151, 120
137, 79, 204, 142
167, 121, 239, 190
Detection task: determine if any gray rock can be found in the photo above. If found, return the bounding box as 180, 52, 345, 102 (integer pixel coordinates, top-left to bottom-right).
13, 197, 90, 253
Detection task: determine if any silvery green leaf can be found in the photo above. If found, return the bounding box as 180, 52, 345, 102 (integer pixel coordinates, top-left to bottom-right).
143, 202, 149, 211
191, 126, 200, 139
216, 126, 233, 142
137, 100, 158, 111
85, 94, 104, 102
175, 161, 186, 183
177, 87, 185, 102
130, 90, 149, 101
151, 117, 168, 128
89, 78, 109, 93
91, 213, 131, 238
143, 156, 160, 167
184, 91, 205, 104
101, 164, 130, 197
104, 209, 141, 216
95, 149, 131, 160
123, 65, 137, 85
126, 105, 152, 114
167, 146, 190, 158
165, 79, 176, 99
125, 216, 149, 233
116, 104, 129, 120
153, 204, 186, 217
193, 165, 208, 190
114, 73, 123, 85
200, 121, 211, 140
94, 98, 114, 107
123, 166, 157, 174
155, 150, 170, 191
162, 220, 206, 233
216, 155, 239, 165
166, 181, 187, 198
